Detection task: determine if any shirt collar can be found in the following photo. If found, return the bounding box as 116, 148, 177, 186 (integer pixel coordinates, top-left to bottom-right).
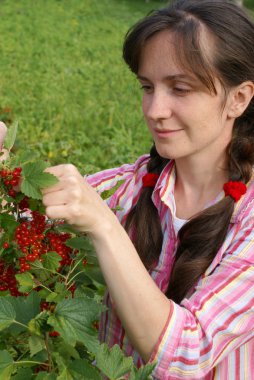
231, 171, 254, 223
152, 160, 176, 213
151, 160, 254, 224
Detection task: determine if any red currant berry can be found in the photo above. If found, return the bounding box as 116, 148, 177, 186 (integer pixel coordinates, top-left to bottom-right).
82, 258, 88, 266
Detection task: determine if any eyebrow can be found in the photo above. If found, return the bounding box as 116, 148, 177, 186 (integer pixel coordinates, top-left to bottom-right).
136, 74, 195, 82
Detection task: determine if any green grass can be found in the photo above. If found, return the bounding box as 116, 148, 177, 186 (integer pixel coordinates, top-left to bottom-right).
0, 0, 252, 174
244, 0, 254, 11
0, 0, 168, 173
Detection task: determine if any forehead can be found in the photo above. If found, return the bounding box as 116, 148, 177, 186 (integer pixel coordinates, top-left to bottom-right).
138, 28, 215, 83
138, 31, 181, 77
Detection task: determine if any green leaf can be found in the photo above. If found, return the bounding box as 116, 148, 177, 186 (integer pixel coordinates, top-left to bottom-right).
55, 282, 68, 294
8, 293, 41, 334
84, 266, 106, 286
57, 223, 80, 235
0, 298, 16, 330
31, 259, 44, 269
55, 341, 80, 361
28, 335, 46, 357
100, 180, 125, 200
75, 286, 97, 299
30, 259, 53, 283
69, 359, 103, 380
52, 352, 74, 380
21, 161, 58, 200
15, 272, 34, 292
5, 121, 18, 151
45, 292, 59, 303
65, 236, 90, 250
0, 350, 14, 379
129, 363, 156, 380
28, 311, 49, 337
11, 150, 40, 168
0, 213, 19, 237
12, 367, 33, 380
42, 251, 61, 272
28, 198, 43, 212
57, 368, 74, 380
95, 344, 133, 380
35, 373, 57, 380
48, 297, 105, 354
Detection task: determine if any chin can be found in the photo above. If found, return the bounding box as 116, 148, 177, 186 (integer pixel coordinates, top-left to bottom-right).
155, 145, 176, 160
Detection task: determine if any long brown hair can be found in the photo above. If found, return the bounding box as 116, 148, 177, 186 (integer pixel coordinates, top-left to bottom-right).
123, 0, 254, 303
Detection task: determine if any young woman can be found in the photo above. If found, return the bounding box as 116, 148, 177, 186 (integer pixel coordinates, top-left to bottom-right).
4, 0, 254, 378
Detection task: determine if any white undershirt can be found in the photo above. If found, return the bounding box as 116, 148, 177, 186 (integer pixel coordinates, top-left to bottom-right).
172, 194, 188, 235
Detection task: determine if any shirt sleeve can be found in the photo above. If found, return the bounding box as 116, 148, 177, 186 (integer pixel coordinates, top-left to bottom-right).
86, 155, 149, 218
149, 214, 254, 379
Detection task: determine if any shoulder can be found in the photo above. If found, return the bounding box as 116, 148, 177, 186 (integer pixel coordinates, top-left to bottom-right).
86, 154, 150, 194
232, 170, 254, 224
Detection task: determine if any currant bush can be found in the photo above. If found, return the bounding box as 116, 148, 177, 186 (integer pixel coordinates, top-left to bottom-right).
0, 155, 155, 379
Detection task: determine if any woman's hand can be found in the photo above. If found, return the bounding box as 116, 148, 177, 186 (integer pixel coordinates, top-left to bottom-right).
0, 122, 8, 161
42, 164, 115, 236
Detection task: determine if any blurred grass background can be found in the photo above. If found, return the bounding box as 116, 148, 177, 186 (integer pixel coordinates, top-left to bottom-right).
0, 0, 253, 173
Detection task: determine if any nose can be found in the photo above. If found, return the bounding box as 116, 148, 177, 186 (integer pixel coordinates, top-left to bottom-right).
144, 90, 173, 121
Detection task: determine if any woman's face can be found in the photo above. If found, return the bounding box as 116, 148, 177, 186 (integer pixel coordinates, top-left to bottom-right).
137, 30, 235, 165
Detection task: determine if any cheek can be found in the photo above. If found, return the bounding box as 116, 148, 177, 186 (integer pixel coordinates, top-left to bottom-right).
142, 94, 152, 119
142, 97, 147, 117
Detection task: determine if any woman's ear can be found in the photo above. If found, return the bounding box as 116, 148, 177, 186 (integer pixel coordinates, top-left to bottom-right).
227, 81, 254, 118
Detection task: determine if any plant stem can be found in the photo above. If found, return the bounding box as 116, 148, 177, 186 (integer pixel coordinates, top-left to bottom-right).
13, 320, 29, 329
15, 360, 50, 366
45, 333, 53, 372
36, 282, 54, 293
17, 349, 30, 361
31, 262, 66, 280
65, 257, 83, 285
66, 270, 85, 287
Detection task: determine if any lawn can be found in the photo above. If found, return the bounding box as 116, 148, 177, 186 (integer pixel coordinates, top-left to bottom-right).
0, 0, 252, 174
0, 0, 168, 173
245, 0, 254, 12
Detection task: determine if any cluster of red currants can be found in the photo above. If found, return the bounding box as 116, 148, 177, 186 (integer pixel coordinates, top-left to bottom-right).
0, 166, 83, 298
0, 211, 77, 296
14, 210, 74, 273
15, 211, 47, 272
0, 259, 22, 296
0, 166, 22, 197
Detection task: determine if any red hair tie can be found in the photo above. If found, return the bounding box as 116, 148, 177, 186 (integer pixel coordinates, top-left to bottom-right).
223, 181, 247, 202
142, 173, 159, 188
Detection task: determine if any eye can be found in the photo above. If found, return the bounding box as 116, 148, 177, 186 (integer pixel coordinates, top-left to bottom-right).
140, 84, 153, 93
173, 85, 191, 95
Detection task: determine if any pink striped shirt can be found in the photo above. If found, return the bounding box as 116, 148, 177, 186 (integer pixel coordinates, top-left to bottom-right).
87, 154, 254, 379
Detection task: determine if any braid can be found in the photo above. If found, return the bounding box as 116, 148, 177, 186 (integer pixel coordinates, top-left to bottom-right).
125, 145, 168, 269
228, 99, 254, 182
167, 115, 254, 303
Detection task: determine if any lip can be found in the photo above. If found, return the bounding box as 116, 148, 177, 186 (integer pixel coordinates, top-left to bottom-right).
154, 128, 183, 137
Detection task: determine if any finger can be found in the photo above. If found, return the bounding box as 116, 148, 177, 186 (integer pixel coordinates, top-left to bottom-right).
44, 204, 67, 220
44, 164, 79, 179
43, 187, 82, 207
44, 204, 84, 232
45, 203, 82, 224
0, 148, 9, 162
41, 175, 82, 195
0, 122, 7, 149
41, 181, 65, 195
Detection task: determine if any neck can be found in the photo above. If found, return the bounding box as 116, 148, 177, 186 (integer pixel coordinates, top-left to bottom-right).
174, 152, 229, 219
175, 156, 228, 192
